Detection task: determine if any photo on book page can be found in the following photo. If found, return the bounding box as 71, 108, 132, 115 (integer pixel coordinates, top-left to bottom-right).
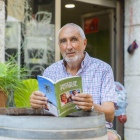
44, 101, 58, 117
60, 89, 81, 107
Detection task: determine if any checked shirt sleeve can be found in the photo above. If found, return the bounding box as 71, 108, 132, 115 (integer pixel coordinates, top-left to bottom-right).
100, 67, 117, 105
43, 67, 53, 79
43, 68, 49, 77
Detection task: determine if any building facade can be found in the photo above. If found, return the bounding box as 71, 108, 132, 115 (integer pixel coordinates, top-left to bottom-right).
124, 0, 140, 139
0, 0, 139, 140
0, 0, 5, 63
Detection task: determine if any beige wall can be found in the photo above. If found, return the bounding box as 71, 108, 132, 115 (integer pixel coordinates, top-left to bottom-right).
0, 0, 5, 63
124, 0, 140, 139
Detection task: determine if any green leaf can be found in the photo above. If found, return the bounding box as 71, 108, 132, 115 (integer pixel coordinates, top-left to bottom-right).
14, 79, 39, 107
0, 63, 7, 77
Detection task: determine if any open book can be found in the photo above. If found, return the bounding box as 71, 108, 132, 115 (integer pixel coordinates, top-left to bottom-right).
37, 76, 83, 117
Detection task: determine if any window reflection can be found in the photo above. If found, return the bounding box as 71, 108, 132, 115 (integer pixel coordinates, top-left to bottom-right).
5, 0, 55, 78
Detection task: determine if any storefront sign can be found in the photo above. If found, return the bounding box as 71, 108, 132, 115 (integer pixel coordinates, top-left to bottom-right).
7, 0, 24, 22
84, 17, 99, 34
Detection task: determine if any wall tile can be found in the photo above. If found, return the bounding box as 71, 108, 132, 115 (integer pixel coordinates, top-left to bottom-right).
125, 128, 140, 140
125, 0, 140, 26
124, 76, 140, 129
0, 1, 5, 63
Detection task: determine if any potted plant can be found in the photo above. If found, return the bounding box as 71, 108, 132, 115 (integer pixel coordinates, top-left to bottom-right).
0, 57, 29, 108
14, 79, 39, 107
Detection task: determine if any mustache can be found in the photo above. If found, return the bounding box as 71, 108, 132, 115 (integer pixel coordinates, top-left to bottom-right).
65, 49, 77, 54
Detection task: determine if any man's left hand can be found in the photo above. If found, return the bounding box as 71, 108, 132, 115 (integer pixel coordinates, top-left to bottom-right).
72, 93, 93, 111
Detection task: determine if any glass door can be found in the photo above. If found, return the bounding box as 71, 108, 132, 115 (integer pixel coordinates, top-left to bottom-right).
81, 9, 115, 72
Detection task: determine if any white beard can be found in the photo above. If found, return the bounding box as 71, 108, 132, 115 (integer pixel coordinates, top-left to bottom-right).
62, 50, 83, 63
64, 54, 79, 62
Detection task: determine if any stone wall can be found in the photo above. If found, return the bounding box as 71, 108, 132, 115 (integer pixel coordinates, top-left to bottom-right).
0, 0, 5, 63
124, 0, 140, 139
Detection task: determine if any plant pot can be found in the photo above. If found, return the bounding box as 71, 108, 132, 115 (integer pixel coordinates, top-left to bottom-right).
0, 90, 8, 108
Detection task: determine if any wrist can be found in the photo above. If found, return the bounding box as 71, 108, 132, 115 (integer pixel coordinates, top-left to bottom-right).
92, 103, 97, 111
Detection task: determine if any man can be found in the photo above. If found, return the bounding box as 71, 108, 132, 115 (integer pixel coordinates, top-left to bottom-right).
30, 23, 120, 140
72, 90, 78, 96
61, 93, 67, 106
70, 90, 79, 101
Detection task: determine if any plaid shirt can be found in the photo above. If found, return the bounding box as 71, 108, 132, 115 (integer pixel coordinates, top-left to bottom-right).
43, 52, 117, 128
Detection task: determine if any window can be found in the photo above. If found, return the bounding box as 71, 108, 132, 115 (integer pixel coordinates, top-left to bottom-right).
5, 0, 55, 78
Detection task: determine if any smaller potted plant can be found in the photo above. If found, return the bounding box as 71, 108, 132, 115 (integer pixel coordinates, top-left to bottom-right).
0, 57, 28, 108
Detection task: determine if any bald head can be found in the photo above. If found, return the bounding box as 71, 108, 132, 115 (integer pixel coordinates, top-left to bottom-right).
58, 23, 86, 43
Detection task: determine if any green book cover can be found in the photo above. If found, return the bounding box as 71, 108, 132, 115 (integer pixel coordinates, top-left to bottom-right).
37, 76, 83, 117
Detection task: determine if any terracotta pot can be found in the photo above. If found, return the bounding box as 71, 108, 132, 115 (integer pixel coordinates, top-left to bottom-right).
0, 89, 8, 108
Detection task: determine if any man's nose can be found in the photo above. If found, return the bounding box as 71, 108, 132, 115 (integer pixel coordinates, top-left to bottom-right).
66, 41, 73, 50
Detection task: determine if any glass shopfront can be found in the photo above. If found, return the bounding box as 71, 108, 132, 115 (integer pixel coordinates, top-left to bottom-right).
4, 0, 55, 78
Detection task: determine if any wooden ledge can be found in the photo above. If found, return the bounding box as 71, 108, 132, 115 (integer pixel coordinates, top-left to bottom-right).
0, 107, 103, 117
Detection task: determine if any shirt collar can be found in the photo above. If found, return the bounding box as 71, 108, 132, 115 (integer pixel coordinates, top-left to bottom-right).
81, 51, 90, 68
62, 51, 90, 71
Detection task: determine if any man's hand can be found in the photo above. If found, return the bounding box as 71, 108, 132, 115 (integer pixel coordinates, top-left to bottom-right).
30, 91, 48, 108
72, 93, 93, 111
72, 93, 115, 122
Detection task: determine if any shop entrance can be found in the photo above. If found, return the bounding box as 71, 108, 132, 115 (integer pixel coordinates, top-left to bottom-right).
61, 0, 115, 72
61, 1, 124, 139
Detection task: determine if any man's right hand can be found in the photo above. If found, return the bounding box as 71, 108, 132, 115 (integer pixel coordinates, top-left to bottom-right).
30, 91, 48, 108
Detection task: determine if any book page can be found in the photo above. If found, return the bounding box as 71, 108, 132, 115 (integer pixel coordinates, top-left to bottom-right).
44, 102, 58, 117
54, 76, 83, 117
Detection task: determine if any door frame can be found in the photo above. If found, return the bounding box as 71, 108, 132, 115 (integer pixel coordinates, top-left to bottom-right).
55, 0, 61, 62
74, 0, 116, 8
81, 9, 115, 73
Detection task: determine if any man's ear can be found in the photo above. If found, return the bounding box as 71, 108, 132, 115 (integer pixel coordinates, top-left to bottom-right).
83, 39, 87, 50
